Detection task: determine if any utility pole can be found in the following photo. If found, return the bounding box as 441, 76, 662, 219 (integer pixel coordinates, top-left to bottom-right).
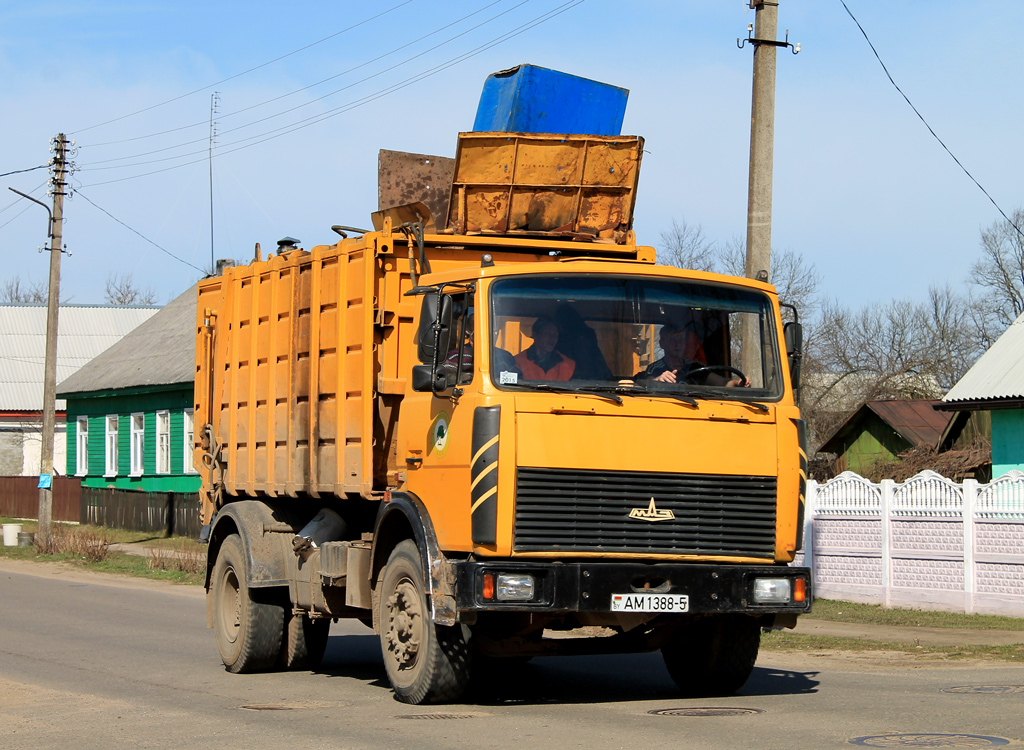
37, 134, 70, 547
745, 0, 779, 283
739, 1, 797, 376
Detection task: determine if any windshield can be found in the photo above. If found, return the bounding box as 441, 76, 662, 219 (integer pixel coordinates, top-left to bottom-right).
489, 275, 783, 401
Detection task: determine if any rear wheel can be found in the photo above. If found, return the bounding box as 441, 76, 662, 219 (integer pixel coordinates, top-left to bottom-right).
378, 540, 472, 704
280, 612, 330, 670
211, 534, 285, 673
661, 615, 761, 697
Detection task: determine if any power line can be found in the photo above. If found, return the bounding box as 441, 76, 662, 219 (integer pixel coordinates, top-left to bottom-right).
1, 165, 49, 178
79, 0, 529, 169
78, 0, 587, 187
70, 0, 415, 136
82, 0, 508, 152
75, 190, 209, 275
839, 0, 1024, 239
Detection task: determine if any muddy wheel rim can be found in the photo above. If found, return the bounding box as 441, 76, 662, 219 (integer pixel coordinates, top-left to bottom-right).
385, 578, 423, 680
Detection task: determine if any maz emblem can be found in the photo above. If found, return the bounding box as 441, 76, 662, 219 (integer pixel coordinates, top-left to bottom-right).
628, 498, 675, 522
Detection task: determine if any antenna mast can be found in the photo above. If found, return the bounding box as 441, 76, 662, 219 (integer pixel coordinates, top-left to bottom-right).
209, 92, 219, 275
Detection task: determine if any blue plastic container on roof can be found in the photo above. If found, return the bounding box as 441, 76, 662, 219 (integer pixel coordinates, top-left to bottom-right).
473, 64, 628, 136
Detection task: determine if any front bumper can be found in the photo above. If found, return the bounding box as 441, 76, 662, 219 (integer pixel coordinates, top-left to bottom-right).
452, 560, 811, 615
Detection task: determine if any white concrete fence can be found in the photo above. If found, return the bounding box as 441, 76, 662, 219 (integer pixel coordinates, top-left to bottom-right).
796, 470, 1024, 617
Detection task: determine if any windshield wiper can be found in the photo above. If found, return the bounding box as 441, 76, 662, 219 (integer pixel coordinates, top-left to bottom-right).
504, 382, 623, 404
700, 388, 771, 412
606, 383, 698, 407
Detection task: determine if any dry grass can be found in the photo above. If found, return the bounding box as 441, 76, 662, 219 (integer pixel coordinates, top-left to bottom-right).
146, 541, 206, 575
34, 523, 113, 562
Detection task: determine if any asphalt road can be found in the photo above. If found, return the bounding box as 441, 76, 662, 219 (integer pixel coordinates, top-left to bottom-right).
1, 559, 1022, 750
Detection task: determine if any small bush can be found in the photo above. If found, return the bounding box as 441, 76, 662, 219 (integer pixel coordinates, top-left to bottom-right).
35, 524, 112, 562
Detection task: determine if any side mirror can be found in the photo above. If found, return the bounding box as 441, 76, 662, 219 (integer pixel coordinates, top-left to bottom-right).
784, 320, 803, 399
416, 292, 453, 364
411, 363, 457, 392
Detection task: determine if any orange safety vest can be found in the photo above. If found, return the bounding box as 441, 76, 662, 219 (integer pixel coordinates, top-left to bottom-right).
515, 350, 575, 381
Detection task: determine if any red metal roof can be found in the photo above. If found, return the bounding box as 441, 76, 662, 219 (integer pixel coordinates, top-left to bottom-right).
820, 399, 954, 454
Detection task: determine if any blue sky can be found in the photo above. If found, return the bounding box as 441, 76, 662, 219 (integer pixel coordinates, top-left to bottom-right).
1, 1, 1020, 311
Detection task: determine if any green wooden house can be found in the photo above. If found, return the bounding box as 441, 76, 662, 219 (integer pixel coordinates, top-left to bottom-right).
939, 312, 1024, 477
57, 285, 200, 493
818, 399, 953, 476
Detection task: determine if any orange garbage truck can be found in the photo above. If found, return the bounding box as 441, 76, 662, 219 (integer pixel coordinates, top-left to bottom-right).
194, 131, 811, 704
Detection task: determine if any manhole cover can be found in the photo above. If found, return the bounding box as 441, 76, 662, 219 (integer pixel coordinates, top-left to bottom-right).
397, 713, 485, 720
942, 685, 1024, 694
849, 734, 1010, 747
649, 707, 764, 717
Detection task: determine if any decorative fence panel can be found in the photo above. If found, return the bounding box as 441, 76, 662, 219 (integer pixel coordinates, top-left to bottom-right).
803, 470, 1024, 617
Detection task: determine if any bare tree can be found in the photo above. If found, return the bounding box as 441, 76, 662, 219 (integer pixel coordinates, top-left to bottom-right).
969, 208, 1024, 332
717, 237, 820, 320
104, 273, 157, 306
1, 276, 48, 303
659, 218, 717, 272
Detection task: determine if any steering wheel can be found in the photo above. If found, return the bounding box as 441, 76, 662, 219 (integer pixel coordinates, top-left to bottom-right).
685, 365, 747, 385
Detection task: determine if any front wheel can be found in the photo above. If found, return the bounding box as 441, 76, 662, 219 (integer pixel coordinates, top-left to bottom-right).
661, 615, 761, 697
377, 540, 473, 704
210, 534, 285, 673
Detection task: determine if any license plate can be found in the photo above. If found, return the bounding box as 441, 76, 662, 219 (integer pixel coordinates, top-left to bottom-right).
610, 593, 689, 613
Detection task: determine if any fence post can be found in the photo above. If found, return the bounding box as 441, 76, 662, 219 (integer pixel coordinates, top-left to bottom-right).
962, 478, 977, 614
880, 479, 894, 608
803, 479, 816, 578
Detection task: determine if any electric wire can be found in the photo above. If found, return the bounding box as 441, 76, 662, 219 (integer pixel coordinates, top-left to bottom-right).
839, 0, 1024, 239
70, 0, 415, 136
80, 0, 534, 169
83, 0, 509, 152
78, 0, 585, 187
1, 165, 50, 178
75, 190, 209, 275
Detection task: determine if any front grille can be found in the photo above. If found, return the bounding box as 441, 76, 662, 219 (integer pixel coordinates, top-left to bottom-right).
514, 467, 777, 558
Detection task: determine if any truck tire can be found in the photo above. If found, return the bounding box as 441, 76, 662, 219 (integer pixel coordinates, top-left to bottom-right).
378, 540, 472, 704
211, 534, 285, 673
661, 615, 761, 697
280, 612, 330, 670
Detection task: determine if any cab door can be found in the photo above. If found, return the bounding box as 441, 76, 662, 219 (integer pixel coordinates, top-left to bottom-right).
399, 289, 479, 552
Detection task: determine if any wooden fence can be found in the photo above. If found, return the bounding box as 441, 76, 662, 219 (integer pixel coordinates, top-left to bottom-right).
0, 476, 81, 522
0, 476, 201, 537
81, 488, 202, 538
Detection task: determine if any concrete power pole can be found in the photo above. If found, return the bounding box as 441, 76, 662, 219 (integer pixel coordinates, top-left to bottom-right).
745, 0, 780, 281
37, 134, 69, 547
741, 1, 797, 376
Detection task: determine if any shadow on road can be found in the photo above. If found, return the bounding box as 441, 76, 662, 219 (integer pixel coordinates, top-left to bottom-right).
315, 635, 819, 705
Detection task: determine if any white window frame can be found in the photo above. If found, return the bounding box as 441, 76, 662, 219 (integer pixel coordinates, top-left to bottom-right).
130, 413, 145, 477
105, 415, 119, 477
76, 416, 89, 476
183, 409, 197, 474
156, 410, 171, 475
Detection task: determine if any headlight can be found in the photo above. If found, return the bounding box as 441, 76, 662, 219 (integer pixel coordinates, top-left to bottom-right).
496, 573, 535, 601
752, 577, 793, 604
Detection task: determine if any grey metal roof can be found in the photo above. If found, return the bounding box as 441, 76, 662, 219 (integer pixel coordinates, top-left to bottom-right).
0, 303, 159, 412
943, 312, 1024, 405
57, 285, 198, 397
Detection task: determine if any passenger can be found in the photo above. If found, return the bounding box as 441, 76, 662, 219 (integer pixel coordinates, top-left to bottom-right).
640, 324, 749, 387
515, 316, 575, 381
554, 304, 613, 380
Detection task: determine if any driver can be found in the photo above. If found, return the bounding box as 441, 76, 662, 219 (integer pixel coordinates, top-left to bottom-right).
639, 324, 750, 387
